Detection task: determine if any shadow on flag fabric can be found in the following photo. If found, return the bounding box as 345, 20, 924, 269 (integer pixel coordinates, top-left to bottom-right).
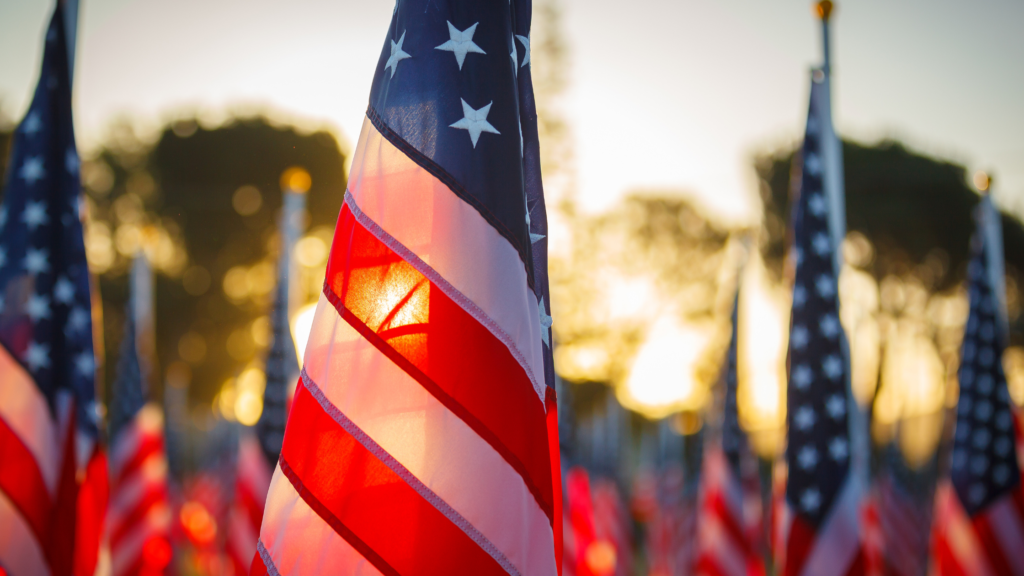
0, 4, 106, 575
778, 69, 864, 576
106, 257, 172, 576
697, 289, 766, 576
932, 194, 1024, 576
250, 0, 561, 574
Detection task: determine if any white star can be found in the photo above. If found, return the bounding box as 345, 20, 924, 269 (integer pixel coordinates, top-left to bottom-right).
531, 232, 546, 244
801, 488, 821, 513
977, 374, 994, 394
22, 200, 49, 230
979, 321, 994, 342
815, 275, 835, 298
829, 437, 848, 461
24, 248, 50, 275
812, 232, 830, 255
797, 446, 819, 470
510, 39, 518, 75
804, 153, 822, 176
970, 455, 988, 475
791, 325, 809, 349
826, 394, 846, 419
972, 429, 991, 449
516, 33, 531, 67
75, 352, 95, 377
794, 406, 816, 430
450, 99, 500, 148
385, 31, 411, 78
996, 410, 1013, 430
538, 297, 553, 347
792, 365, 813, 390
978, 347, 994, 367
808, 194, 827, 216
968, 484, 986, 504
819, 314, 840, 338
25, 293, 51, 322
19, 157, 46, 186
22, 112, 43, 136
54, 276, 75, 305
993, 464, 1012, 486
66, 307, 89, 335
65, 149, 80, 175
995, 436, 1014, 456
24, 341, 50, 371
974, 400, 993, 421
822, 354, 843, 380
792, 284, 807, 308
435, 21, 486, 70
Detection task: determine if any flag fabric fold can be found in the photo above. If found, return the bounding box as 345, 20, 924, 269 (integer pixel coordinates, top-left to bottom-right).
0, 4, 103, 574
251, 1, 560, 573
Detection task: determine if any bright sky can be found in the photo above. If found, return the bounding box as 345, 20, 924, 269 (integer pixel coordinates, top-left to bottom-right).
2, 0, 1022, 226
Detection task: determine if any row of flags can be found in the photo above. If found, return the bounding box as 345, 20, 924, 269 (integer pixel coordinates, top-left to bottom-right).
0, 1, 1022, 576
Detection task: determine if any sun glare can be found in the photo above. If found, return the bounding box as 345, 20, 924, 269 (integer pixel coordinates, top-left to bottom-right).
292, 302, 318, 363
618, 316, 711, 419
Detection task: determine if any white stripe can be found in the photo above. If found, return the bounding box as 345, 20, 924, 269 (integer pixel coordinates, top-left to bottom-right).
800, 476, 862, 576
109, 404, 164, 477
934, 483, 995, 576
302, 369, 520, 576
109, 504, 170, 576
258, 465, 385, 576
0, 487, 51, 576
227, 506, 260, 568
346, 117, 545, 402
986, 496, 1024, 576
0, 343, 59, 493
107, 452, 167, 535
303, 293, 558, 576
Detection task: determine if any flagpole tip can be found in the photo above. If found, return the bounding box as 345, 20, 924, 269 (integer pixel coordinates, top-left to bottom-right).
974, 171, 992, 193
815, 1, 834, 21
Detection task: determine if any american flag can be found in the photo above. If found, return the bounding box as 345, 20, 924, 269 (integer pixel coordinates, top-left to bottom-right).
944, 193, 1024, 575
697, 291, 766, 576
227, 433, 271, 575
0, 4, 106, 575
106, 258, 172, 576
778, 69, 864, 576
251, 0, 561, 573
563, 468, 630, 576
862, 449, 935, 576
646, 464, 698, 576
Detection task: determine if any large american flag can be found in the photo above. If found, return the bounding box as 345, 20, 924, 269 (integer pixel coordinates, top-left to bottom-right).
697, 291, 766, 576
106, 268, 172, 576
778, 69, 864, 576
251, 0, 561, 573
0, 4, 105, 575
944, 193, 1024, 575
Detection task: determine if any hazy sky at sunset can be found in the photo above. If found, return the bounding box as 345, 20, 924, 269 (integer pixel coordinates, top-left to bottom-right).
2, 0, 1022, 225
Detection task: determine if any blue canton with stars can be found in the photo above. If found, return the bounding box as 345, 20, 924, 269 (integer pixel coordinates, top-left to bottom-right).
951, 198, 1021, 516
0, 5, 97, 436
369, 0, 556, 392
785, 73, 852, 528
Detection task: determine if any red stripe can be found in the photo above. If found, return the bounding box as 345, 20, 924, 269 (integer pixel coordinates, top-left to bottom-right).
48, 409, 78, 576
112, 434, 163, 487
249, 550, 269, 576
782, 515, 815, 576
280, 382, 509, 576
74, 447, 108, 576
930, 531, 970, 576
109, 483, 168, 548
973, 510, 1015, 576
546, 388, 563, 576
0, 414, 51, 546
325, 203, 553, 520
707, 489, 758, 560
236, 478, 265, 537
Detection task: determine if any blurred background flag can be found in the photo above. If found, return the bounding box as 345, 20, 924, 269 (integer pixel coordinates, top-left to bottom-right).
937, 190, 1024, 575
106, 254, 172, 576
0, 1, 107, 574
251, 0, 560, 573
779, 4, 864, 575
862, 447, 935, 576
697, 287, 766, 576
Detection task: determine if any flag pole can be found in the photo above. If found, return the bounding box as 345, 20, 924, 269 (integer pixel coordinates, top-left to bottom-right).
60, 0, 79, 84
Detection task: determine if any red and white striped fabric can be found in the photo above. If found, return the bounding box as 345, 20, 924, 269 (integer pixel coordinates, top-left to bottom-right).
930, 410, 1024, 576
0, 355, 77, 576
591, 478, 632, 576
863, 473, 933, 576
252, 119, 557, 575
646, 466, 698, 576
562, 468, 630, 576
228, 434, 271, 575
107, 404, 172, 576
697, 449, 766, 576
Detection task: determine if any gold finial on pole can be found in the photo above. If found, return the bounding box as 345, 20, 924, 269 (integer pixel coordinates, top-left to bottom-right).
974, 171, 992, 194
816, 1, 834, 21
